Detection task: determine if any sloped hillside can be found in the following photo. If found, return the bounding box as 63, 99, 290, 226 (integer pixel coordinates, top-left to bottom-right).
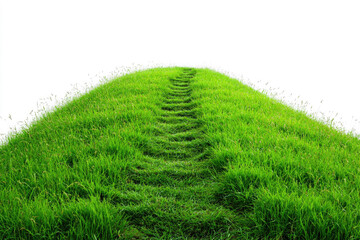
1, 67, 360, 239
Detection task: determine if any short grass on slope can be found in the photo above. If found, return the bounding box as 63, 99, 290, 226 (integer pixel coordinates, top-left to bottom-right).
1, 67, 360, 239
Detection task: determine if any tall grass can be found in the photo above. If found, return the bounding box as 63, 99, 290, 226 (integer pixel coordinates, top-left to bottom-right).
193, 69, 360, 239
1, 67, 360, 239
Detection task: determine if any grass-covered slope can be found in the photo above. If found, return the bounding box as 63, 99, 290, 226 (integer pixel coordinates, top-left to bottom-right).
1, 67, 360, 239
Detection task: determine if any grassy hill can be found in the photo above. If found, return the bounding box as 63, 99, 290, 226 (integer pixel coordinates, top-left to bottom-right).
1, 67, 360, 239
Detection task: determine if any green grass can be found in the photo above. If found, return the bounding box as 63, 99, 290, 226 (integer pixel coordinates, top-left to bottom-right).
1, 67, 360, 239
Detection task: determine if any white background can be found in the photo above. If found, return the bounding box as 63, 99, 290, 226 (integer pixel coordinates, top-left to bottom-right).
1, 0, 360, 143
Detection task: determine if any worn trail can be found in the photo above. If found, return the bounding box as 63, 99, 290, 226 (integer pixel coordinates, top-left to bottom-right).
119, 69, 244, 238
